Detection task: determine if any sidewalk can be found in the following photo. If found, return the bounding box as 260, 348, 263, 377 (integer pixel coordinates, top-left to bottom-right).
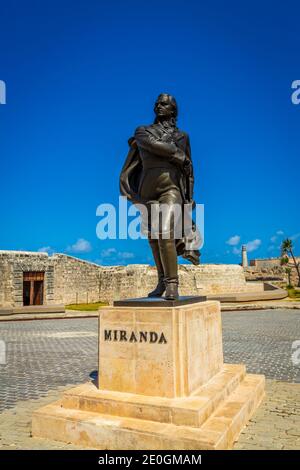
0, 300, 300, 321
0, 310, 99, 322
222, 299, 300, 311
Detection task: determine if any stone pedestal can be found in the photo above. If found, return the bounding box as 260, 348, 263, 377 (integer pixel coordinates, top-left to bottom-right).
99, 299, 222, 398
32, 300, 265, 449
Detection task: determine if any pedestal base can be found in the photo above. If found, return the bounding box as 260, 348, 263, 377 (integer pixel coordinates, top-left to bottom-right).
32, 364, 264, 449
32, 300, 265, 449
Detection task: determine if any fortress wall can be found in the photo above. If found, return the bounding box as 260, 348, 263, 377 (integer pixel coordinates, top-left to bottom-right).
52, 254, 102, 305
98, 263, 251, 303
0, 257, 13, 306
0, 251, 54, 307
0, 250, 268, 307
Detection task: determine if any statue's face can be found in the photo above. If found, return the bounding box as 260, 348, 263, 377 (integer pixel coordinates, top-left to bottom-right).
154, 96, 174, 119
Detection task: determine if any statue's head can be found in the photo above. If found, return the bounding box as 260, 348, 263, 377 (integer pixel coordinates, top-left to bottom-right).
154, 93, 178, 121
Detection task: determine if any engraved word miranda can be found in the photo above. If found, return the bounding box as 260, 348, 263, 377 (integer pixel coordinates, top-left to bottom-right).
104, 329, 167, 344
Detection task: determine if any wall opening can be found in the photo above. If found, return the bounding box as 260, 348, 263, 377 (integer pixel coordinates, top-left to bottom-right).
23, 272, 44, 306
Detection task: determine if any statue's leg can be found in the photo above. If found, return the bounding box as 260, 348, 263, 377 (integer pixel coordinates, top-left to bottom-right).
157, 191, 182, 300
140, 170, 182, 300
158, 237, 178, 300
147, 238, 166, 297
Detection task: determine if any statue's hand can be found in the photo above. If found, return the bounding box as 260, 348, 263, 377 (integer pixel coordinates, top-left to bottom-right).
128, 137, 137, 148
170, 147, 186, 168
183, 159, 192, 175
160, 132, 174, 144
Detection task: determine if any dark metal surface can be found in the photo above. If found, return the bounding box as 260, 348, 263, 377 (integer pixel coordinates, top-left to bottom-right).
119, 94, 200, 300
113, 296, 207, 307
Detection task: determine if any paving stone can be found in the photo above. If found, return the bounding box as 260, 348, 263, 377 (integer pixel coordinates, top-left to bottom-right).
0, 311, 300, 449
222, 309, 300, 383
0, 318, 98, 412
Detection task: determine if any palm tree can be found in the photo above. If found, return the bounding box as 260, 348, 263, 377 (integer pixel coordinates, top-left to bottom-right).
285, 267, 292, 288
281, 239, 300, 287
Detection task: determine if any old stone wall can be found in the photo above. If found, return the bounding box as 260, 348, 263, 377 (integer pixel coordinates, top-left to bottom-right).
244, 265, 299, 287
52, 254, 102, 305
98, 264, 254, 303
0, 257, 13, 306
250, 257, 300, 268
0, 250, 269, 307
0, 251, 56, 307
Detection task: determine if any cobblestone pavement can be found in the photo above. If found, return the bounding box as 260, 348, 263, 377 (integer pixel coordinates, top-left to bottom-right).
0, 309, 300, 449
0, 385, 86, 450
235, 380, 300, 450
0, 318, 99, 412
222, 309, 300, 383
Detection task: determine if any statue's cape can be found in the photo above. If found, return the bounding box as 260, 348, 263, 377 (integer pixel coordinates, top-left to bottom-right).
119, 136, 201, 263
119, 137, 143, 205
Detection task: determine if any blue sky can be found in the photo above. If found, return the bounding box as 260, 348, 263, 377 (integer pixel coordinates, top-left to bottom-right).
1, 0, 299, 266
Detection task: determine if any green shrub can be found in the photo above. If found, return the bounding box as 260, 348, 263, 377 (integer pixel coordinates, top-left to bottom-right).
66, 301, 108, 311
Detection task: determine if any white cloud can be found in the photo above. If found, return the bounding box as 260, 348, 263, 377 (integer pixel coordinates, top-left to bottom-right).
100, 248, 134, 261
226, 235, 240, 246
245, 239, 262, 252
118, 251, 134, 259
270, 230, 285, 244
230, 236, 261, 256
38, 246, 54, 254
291, 233, 300, 241
67, 238, 92, 253
270, 230, 284, 243
100, 248, 117, 258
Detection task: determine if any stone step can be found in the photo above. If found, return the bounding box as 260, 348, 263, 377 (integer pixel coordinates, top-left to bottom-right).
201, 373, 265, 448
32, 373, 265, 450
0, 308, 13, 316
12, 305, 65, 314
61, 364, 246, 428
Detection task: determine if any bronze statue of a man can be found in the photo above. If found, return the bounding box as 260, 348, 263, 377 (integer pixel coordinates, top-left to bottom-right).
120, 94, 200, 300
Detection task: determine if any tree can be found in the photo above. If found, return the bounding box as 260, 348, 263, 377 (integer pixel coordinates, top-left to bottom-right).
285, 267, 292, 288
280, 239, 300, 287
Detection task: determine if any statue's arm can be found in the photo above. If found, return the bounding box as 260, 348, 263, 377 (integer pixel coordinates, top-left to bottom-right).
185, 135, 193, 170
185, 135, 195, 203
134, 126, 185, 163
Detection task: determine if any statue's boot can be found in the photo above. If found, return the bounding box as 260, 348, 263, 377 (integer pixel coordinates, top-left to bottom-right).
164, 279, 179, 301
158, 238, 179, 301
148, 239, 166, 297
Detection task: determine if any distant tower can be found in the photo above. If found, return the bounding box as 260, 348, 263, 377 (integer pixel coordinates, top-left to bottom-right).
242, 245, 248, 268
0, 80, 6, 105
